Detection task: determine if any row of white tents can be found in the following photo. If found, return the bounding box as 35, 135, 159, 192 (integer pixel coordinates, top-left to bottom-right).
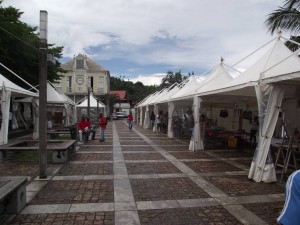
0, 75, 105, 144
135, 35, 300, 183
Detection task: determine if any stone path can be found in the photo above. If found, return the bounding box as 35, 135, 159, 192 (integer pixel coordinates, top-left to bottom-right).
4, 120, 286, 224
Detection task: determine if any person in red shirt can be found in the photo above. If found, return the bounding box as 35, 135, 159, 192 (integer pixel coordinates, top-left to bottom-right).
99, 113, 107, 142
128, 112, 133, 129
78, 117, 88, 142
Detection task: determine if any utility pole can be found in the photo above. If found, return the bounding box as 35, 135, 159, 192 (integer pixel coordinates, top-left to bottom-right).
87, 87, 90, 119
39, 11, 48, 178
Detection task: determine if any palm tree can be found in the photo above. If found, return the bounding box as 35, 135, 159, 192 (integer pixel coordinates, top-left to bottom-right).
265, 0, 300, 34
160, 71, 187, 88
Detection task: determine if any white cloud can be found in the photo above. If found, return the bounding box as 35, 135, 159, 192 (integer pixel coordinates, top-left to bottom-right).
3, 0, 284, 77
130, 73, 166, 86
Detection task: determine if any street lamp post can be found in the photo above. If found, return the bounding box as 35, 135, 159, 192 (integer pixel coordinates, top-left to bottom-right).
39, 10, 48, 179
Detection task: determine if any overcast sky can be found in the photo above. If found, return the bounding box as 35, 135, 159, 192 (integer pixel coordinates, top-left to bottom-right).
3, 0, 284, 85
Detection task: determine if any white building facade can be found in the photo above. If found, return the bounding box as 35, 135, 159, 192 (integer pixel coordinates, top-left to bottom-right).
56, 54, 110, 103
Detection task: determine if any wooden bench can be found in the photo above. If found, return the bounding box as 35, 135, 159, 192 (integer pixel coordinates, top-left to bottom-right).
0, 140, 77, 163
0, 177, 27, 214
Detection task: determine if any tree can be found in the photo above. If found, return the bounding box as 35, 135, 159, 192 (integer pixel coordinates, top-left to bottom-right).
0, 1, 64, 88
285, 35, 300, 51
265, 0, 300, 34
109, 76, 159, 108
160, 70, 187, 89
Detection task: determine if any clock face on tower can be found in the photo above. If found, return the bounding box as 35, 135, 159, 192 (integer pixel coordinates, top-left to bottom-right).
76, 77, 84, 85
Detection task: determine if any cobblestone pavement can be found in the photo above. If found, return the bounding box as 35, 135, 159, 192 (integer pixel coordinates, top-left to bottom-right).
2, 120, 287, 225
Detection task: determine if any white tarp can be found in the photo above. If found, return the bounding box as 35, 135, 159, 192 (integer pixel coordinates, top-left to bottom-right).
189, 96, 203, 151
199, 38, 300, 97
139, 107, 143, 126
76, 93, 105, 108
32, 97, 39, 140
248, 84, 284, 182
11, 102, 19, 129
47, 82, 69, 104
0, 74, 37, 144
0, 82, 11, 144
0, 73, 38, 97
157, 84, 179, 104
167, 101, 175, 138
143, 105, 151, 129
194, 37, 300, 182
153, 104, 158, 132
171, 76, 204, 101
196, 64, 234, 95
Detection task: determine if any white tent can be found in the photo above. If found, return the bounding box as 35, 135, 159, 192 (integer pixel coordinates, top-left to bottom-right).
0, 73, 38, 144
198, 38, 300, 97
197, 37, 300, 182
187, 63, 234, 151
76, 93, 105, 108
76, 93, 105, 121
32, 82, 77, 139
170, 76, 204, 101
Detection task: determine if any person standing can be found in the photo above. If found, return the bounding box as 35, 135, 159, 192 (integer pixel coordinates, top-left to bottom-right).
128, 112, 133, 129
156, 111, 162, 132
47, 111, 53, 129
99, 113, 107, 142
277, 170, 300, 225
150, 111, 155, 128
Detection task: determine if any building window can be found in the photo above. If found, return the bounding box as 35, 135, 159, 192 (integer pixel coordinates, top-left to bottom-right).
88, 76, 94, 91
76, 59, 84, 69
98, 77, 104, 88
67, 76, 72, 92
98, 77, 104, 94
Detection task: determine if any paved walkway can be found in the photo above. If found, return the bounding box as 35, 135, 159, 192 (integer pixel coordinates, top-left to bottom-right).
3, 120, 286, 224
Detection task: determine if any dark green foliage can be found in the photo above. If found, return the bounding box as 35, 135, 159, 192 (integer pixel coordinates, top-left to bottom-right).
265, 0, 300, 34
160, 70, 187, 89
110, 76, 159, 107
285, 35, 300, 51
0, 1, 65, 89
265, 0, 300, 51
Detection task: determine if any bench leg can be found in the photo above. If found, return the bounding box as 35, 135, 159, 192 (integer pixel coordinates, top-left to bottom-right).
6, 184, 26, 214
0, 151, 6, 162
52, 150, 68, 163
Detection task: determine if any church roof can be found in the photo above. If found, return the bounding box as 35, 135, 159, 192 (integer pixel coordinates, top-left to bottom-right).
61, 53, 108, 72
110, 90, 126, 100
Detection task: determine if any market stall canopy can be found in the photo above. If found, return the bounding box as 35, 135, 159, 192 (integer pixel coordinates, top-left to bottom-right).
76, 93, 105, 108
47, 82, 75, 105
0, 73, 38, 97
156, 83, 179, 104
146, 88, 168, 105
137, 91, 160, 107
199, 38, 300, 97
196, 63, 234, 95
170, 76, 204, 101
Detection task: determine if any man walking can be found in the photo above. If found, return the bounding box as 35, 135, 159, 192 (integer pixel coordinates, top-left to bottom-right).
99, 113, 107, 142
128, 112, 133, 129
